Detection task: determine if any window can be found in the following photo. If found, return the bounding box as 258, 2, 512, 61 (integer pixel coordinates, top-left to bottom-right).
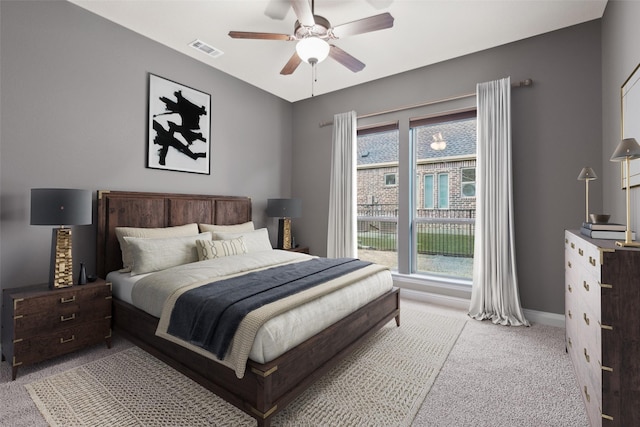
384, 173, 397, 186
423, 174, 434, 209
462, 167, 476, 197
356, 110, 476, 280
438, 173, 449, 209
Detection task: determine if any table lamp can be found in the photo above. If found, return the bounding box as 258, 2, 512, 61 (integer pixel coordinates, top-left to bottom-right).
30, 188, 92, 288
266, 198, 302, 249
577, 167, 597, 223
610, 138, 640, 247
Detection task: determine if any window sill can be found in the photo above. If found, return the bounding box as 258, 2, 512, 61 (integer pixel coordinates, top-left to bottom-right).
391, 271, 472, 302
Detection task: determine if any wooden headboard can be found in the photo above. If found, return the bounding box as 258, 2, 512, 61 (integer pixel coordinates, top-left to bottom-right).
96, 190, 252, 277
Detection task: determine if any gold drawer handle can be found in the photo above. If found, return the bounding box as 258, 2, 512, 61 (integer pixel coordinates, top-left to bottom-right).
589, 256, 596, 266
60, 313, 76, 322
584, 386, 590, 403
568, 284, 572, 293
583, 313, 590, 325
583, 348, 590, 363
583, 281, 590, 292
571, 242, 575, 249
60, 335, 75, 344
578, 248, 583, 256
60, 296, 76, 304
568, 310, 573, 319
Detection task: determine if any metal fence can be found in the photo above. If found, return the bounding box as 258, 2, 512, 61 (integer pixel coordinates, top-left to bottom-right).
357, 205, 475, 257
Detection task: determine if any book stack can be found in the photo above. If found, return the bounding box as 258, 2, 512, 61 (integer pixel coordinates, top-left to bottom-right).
580, 222, 636, 240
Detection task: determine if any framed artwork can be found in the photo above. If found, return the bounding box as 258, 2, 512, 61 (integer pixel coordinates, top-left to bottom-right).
621, 63, 640, 188
147, 74, 211, 174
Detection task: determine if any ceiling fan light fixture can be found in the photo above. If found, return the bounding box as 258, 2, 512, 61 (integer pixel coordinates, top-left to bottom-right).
296, 37, 330, 64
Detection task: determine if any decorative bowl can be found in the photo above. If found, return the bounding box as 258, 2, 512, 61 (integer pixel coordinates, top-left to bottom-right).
589, 213, 611, 224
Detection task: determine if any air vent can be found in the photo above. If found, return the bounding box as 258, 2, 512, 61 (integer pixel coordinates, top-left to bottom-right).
189, 39, 224, 58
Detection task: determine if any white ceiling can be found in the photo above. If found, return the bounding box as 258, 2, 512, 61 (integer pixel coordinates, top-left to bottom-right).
69, 0, 607, 102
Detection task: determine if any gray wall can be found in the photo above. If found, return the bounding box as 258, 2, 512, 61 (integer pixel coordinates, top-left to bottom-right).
601, 1, 640, 235
291, 20, 603, 315
0, 1, 293, 292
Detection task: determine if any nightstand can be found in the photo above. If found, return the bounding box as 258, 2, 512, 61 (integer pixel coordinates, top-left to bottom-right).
1, 279, 112, 380
286, 246, 310, 254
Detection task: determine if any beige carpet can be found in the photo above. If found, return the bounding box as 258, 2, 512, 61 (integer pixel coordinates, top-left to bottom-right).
25, 308, 465, 426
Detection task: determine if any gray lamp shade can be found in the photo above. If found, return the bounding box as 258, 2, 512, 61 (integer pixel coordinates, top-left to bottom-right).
266, 198, 302, 218
577, 167, 597, 180
30, 188, 92, 226
610, 138, 640, 162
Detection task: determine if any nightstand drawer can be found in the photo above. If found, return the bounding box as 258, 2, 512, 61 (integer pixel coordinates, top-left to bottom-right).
13, 284, 111, 317
14, 302, 111, 337
13, 319, 111, 366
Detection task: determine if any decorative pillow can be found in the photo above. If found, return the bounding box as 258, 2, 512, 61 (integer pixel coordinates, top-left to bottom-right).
115, 223, 199, 272
198, 221, 254, 233
212, 228, 272, 253
196, 237, 247, 260
124, 232, 212, 276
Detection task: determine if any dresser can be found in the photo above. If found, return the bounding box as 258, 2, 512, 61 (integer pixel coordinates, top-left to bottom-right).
564, 230, 640, 426
1, 279, 112, 380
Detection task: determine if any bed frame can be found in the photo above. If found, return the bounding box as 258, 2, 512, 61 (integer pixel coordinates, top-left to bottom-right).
97, 190, 400, 426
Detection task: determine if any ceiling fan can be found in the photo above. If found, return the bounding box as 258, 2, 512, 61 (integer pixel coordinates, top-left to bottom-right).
228, 0, 394, 75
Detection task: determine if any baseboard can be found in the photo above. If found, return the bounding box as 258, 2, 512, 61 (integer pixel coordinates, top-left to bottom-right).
399, 287, 565, 328
522, 309, 565, 328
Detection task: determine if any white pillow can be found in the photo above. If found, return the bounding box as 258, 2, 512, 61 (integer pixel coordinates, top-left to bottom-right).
198, 221, 254, 233
213, 228, 272, 253
115, 223, 199, 272
196, 237, 247, 260
124, 232, 212, 275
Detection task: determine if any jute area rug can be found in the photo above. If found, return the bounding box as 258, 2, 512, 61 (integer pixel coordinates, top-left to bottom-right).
26, 309, 466, 426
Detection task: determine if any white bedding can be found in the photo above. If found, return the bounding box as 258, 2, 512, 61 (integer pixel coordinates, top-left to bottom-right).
107, 251, 393, 365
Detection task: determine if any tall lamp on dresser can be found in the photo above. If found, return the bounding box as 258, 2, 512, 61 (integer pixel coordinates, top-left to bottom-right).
610, 137, 640, 247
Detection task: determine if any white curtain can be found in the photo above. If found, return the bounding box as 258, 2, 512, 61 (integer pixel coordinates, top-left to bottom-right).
327, 111, 357, 258
469, 77, 529, 326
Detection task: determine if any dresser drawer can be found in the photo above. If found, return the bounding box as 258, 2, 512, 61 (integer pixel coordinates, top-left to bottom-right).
13, 319, 111, 366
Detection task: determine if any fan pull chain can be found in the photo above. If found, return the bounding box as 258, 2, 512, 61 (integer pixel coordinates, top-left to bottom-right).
310, 58, 318, 97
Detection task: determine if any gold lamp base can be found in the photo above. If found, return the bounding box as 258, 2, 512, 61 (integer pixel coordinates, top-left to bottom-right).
615, 240, 640, 247
51, 227, 74, 289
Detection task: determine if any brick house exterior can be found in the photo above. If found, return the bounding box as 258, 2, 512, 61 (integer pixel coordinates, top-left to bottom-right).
357, 115, 477, 220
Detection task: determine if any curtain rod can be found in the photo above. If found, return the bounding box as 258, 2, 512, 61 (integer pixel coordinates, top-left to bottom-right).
318, 78, 533, 128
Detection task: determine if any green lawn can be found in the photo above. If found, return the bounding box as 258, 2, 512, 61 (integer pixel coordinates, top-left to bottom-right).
358, 231, 474, 257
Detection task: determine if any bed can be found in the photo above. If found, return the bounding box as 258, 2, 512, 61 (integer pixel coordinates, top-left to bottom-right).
97, 190, 400, 427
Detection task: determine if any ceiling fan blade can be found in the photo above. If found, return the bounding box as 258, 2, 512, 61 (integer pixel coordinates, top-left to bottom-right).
280, 52, 303, 75
264, 0, 291, 20
290, 0, 315, 27
329, 45, 365, 73
331, 12, 394, 38
228, 31, 292, 41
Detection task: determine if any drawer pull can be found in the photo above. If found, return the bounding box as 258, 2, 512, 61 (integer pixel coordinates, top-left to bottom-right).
589, 256, 596, 266
568, 284, 573, 293
60, 296, 76, 304
571, 242, 575, 249
584, 386, 590, 403
583, 313, 590, 325
568, 261, 572, 268
578, 248, 583, 256
60, 335, 75, 344
583, 348, 591, 363
583, 281, 590, 292
568, 310, 573, 319
567, 337, 572, 347
60, 313, 76, 322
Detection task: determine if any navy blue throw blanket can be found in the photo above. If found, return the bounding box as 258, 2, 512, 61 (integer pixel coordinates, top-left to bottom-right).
166, 257, 371, 359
